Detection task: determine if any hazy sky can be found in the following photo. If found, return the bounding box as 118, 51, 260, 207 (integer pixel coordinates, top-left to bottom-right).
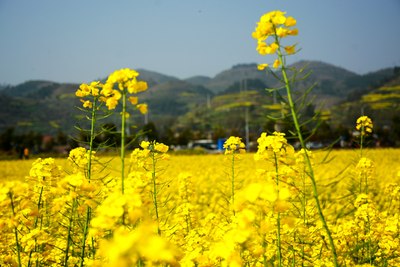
1, 0, 400, 85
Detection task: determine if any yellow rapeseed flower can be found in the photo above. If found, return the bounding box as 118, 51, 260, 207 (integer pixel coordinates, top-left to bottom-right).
252, 10, 297, 72
136, 103, 148, 114
252, 10, 298, 55
223, 136, 246, 154
257, 63, 269, 70
100, 68, 148, 111
273, 59, 281, 68
75, 81, 104, 108
284, 44, 296, 55
356, 115, 373, 136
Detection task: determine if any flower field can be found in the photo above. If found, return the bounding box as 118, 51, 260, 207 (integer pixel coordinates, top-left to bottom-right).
1, 147, 399, 266
1, 9, 399, 267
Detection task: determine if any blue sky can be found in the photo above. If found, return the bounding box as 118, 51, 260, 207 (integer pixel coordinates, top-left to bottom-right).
1, 0, 399, 85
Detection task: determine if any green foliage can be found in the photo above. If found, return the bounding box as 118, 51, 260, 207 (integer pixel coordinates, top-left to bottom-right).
0, 62, 399, 148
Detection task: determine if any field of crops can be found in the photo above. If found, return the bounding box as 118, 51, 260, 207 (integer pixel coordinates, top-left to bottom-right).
1, 8, 399, 267
1, 147, 399, 266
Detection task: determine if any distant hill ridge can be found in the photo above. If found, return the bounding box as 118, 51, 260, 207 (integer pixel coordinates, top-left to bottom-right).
0, 60, 398, 136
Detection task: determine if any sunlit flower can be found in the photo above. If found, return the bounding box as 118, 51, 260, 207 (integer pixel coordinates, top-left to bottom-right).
223, 136, 246, 154
257, 63, 269, 70
356, 115, 373, 136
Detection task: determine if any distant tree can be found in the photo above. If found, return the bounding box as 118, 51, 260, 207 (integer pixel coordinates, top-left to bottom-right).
212, 125, 227, 140
56, 130, 68, 145
312, 121, 335, 143
177, 128, 193, 146
391, 116, 400, 146
0, 127, 14, 151
159, 126, 175, 146
142, 122, 159, 141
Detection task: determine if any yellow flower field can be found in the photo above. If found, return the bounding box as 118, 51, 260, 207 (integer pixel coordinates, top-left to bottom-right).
1, 8, 399, 267
0, 148, 399, 266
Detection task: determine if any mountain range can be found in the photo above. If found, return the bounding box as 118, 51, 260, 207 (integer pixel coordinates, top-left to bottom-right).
0, 60, 399, 143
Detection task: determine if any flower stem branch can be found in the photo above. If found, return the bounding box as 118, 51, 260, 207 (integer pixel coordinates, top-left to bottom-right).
275, 43, 339, 266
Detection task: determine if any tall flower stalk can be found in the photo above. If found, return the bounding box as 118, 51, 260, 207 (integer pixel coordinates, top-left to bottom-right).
223, 136, 245, 216
355, 116, 373, 194
138, 140, 169, 235
252, 10, 338, 266
355, 116, 374, 263
356, 115, 373, 158
75, 81, 105, 264
103, 68, 148, 194
74, 71, 148, 262
8, 191, 22, 267
255, 131, 292, 267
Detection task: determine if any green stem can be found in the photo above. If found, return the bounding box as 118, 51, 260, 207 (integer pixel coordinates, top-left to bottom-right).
360, 125, 364, 158
301, 169, 307, 267
274, 153, 282, 267
368, 216, 372, 265
231, 153, 235, 216
28, 186, 44, 267
274, 31, 338, 266
9, 192, 22, 267
151, 152, 160, 235
262, 238, 268, 267
79, 98, 97, 266
121, 91, 127, 194
79, 207, 91, 267
87, 100, 97, 181
64, 197, 77, 266
360, 126, 368, 195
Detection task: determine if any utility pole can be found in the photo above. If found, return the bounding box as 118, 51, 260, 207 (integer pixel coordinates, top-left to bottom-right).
144, 110, 149, 125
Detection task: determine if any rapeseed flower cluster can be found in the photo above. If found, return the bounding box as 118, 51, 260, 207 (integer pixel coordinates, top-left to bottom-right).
223, 136, 246, 155
103, 68, 148, 113
356, 115, 373, 136
75, 81, 103, 109
252, 10, 298, 69
68, 147, 98, 172
254, 131, 295, 162
1, 8, 400, 267
0, 138, 399, 266
75, 68, 148, 115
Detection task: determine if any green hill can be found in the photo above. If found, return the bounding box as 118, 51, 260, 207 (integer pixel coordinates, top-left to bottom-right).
0, 61, 399, 146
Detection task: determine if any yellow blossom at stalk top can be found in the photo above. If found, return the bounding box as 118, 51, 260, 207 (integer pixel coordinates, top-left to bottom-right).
100, 68, 148, 112
253, 10, 298, 71
257, 63, 269, 70
356, 115, 373, 136
75, 81, 103, 108
223, 136, 246, 154
140, 140, 169, 155
252, 10, 298, 56
136, 103, 148, 114
254, 131, 294, 161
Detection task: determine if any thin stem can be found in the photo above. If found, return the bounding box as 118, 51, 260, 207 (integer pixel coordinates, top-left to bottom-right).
79, 207, 91, 267
80, 100, 97, 266
360, 125, 364, 158
151, 152, 160, 235
368, 216, 372, 265
301, 169, 307, 267
121, 90, 127, 194
64, 197, 77, 266
231, 153, 235, 216
262, 238, 268, 267
9, 192, 22, 267
274, 153, 282, 267
87, 100, 97, 181
360, 126, 369, 195
274, 30, 338, 266
28, 186, 44, 267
